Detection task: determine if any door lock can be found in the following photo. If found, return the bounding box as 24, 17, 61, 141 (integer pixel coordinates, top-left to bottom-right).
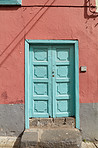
52, 71, 54, 77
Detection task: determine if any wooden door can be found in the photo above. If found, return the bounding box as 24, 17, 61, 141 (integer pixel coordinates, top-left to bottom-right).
29, 45, 75, 118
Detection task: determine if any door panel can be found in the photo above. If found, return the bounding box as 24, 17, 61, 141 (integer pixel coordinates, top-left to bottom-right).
29, 46, 52, 117
29, 45, 74, 118
52, 46, 74, 117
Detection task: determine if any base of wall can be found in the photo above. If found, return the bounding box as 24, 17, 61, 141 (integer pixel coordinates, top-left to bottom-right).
80, 103, 98, 140
0, 103, 98, 140
0, 104, 24, 136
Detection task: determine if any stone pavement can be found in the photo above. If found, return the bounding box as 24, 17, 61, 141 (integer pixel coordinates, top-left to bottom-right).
81, 142, 98, 148
0, 136, 97, 148
0, 136, 20, 148
0, 136, 98, 148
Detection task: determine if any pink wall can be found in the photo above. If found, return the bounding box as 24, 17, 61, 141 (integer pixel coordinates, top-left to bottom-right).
0, 0, 98, 104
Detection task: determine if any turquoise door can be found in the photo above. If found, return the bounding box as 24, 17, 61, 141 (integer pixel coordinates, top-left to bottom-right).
29, 45, 75, 118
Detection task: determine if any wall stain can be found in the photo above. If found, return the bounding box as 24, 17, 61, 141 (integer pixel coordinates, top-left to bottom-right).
1, 91, 8, 100
9, 100, 23, 104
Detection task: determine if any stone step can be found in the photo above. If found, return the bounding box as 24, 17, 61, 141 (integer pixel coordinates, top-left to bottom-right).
29, 117, 75, 128
21, 127, 82, 148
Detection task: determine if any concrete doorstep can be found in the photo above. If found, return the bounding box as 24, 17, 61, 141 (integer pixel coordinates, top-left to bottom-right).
20, 128, 82, 148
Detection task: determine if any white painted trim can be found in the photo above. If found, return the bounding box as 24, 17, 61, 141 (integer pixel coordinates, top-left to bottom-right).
96, 0, 98, 12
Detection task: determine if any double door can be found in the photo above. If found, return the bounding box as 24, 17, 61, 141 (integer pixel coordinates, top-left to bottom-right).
29, 45, 75, 118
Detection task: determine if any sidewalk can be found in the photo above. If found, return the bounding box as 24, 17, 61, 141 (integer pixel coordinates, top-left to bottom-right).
81, 141, 98, 148
0, 136, 97, 148
0, 136, 20, 148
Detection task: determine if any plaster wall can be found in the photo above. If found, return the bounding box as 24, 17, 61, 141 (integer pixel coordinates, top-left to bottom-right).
0, 104, 24, 136
80, 103, 98, 140
0, 0, 98, 139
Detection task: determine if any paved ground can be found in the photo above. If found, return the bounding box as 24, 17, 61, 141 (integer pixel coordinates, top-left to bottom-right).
0, 136, 97, 148
0, 136, 20, 148
81, 142, 98, 148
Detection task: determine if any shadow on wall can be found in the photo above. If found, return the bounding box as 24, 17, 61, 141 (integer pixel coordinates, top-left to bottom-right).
0, 0, 56, 67
0, 0, 98, 68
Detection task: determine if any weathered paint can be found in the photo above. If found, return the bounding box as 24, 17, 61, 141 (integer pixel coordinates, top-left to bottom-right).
0, 0, 98, 139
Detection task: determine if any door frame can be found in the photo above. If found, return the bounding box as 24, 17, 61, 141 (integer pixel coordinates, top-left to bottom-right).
25, 40, 79, 129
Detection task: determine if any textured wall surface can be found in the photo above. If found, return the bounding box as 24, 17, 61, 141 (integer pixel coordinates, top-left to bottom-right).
0, 104, 24, 136
0, 0, 98, 138
80, 103, 98, 140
